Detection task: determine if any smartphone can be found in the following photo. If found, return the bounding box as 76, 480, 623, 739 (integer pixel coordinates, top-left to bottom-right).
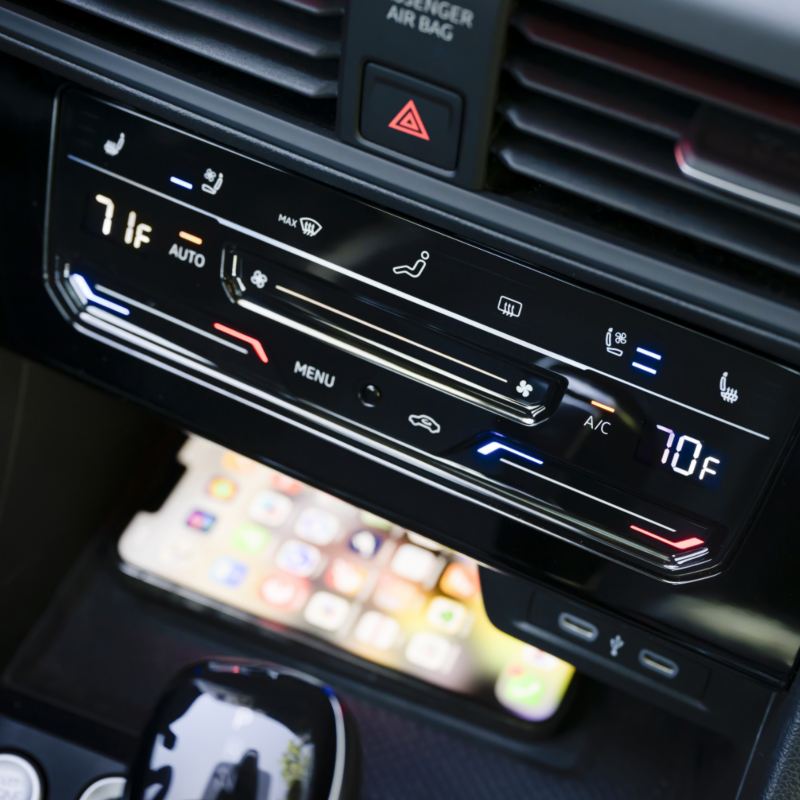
118, 436, 575, 730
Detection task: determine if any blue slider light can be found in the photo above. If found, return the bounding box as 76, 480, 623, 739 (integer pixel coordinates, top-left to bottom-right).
69, 273, 130, 316
632, 345, 663, 376
170, 176, 194, 190
477, 440, 544, 466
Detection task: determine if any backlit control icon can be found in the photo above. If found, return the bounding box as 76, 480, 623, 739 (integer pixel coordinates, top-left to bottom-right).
719, 372, 739, 404
516, 379, 534, 399
201, 168, 223, 195
393, 250, 429, 279
498, 296, 523, 318
408, 413, 441, 434
388, 99, 430, 141
609, 634, 625, 658
250, 270, 268, 289
605, 327, 626, 357
103, 131, 125, 156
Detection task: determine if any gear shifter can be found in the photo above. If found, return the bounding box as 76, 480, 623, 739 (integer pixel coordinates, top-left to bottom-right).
125, 661, 360, 800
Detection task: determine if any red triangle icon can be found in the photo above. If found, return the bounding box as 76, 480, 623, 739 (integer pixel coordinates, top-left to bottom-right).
388, 99, 431, 142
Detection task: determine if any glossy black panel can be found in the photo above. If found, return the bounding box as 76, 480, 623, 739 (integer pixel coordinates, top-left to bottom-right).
46, 92, 800, 580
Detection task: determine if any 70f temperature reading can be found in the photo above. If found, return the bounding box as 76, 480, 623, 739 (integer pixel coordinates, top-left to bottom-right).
656, 425, 720, 481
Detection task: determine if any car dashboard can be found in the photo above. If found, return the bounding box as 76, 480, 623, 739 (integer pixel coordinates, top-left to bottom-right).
1, 1, 800, 798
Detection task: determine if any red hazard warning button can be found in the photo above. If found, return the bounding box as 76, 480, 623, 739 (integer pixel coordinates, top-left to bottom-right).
360, 64, 463, 170
388, 99, 431, 141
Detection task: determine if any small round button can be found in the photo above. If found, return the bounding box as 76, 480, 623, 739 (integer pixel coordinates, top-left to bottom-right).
0, 753, 42, 800
358, 383, 382, 408
77, 776, 126, 800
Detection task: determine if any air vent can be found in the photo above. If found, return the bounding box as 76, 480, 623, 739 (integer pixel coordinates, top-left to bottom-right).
493, 1, 800, 299
53, 0, 345, 126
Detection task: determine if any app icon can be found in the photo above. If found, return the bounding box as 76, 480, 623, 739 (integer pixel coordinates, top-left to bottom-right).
221, 450, 259, 474
354, 611, 400, 651
494, 662, 547, 720
426, 596, 470, 636
268, 471, 305, 496
390, 543, 441, 585
405, 632, 458, 673
209, 557, 248, 588
438, 562, 480, 601
348, 530, 384, 559
372, 574, 423, 614
185, 509, 216, 532
359, 511, 394, 531
207, 476, 238, 502
159, 535, 198, 568
276, 539, 322, 578
294, 508, 341, 546
260, 572, 310, 612
406, 532, 445, 552
249, 490, 293, 527
325, 558, 369, 598
232, 522, 272, 555
304, 591, 351, 632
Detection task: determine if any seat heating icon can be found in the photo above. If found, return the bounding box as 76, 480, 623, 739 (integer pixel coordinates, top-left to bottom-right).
388, 99, 430, 141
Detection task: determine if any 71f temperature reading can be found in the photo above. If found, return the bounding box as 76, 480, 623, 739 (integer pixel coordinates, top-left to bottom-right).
656, 426, 720, 481
94, 194, 152, 250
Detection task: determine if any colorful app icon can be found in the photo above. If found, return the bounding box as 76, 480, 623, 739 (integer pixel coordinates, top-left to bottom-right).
372, 574, 424, 614
390, 543, 441, 585
303, 591, 351, 632
232, 522, 272, 555
354, 611, 400, 651
294, 507, 341, 546
249, 490, 293, 527
275, 539, 322, 578
207, 476, 238, 502
438, 562, 480, 601
494, 648, 575, 722
359, 511, 394, 531
185, 509, 216, 532
268, 471, 305, 496
209, 557, 248, 588
260, 572, 310, 612
324, 558, 370, 598
495, 662, 547, 720
426, 596, 470, 636
221, 450, 259, 474
348, 530, 384, 559
405, 632, 458, 673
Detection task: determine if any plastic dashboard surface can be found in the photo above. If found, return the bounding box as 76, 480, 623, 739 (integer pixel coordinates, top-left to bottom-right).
0, 84, 793, 680
46, 91, 800, 585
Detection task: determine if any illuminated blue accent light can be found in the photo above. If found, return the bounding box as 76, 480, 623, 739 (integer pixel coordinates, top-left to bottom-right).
69, 274, 130, 316
476, 440, 544, 466
170, 176, 194, 190
632, 362, 658, 375
635, 347, 662, 361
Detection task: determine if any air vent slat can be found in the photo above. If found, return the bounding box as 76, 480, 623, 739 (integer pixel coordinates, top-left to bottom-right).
159, 0, 341, 59
55, 0, 342, 108
495, 1, 800, 298
495, 134, 800, 280
498, 94, 782, 221
505, 52, 691, 138
274, 0, 345, 16
512, 8, 800, 131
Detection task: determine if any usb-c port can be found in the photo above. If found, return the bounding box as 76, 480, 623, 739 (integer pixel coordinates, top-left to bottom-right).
638, 649, 680, 679
557, 612, 599, 643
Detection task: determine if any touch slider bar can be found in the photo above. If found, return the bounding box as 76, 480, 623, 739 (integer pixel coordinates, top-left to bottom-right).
237, 298, 544, 425
66, 154, 770, 441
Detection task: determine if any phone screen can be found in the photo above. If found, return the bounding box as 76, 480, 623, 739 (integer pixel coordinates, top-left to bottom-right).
118, 436, 575, 725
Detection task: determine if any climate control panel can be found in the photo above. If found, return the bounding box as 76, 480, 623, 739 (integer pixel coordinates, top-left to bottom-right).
46, 92, 800, 580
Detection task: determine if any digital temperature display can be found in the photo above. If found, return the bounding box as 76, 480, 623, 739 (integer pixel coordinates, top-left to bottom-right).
85, 193, 153, 250
637, 424, 723, 485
